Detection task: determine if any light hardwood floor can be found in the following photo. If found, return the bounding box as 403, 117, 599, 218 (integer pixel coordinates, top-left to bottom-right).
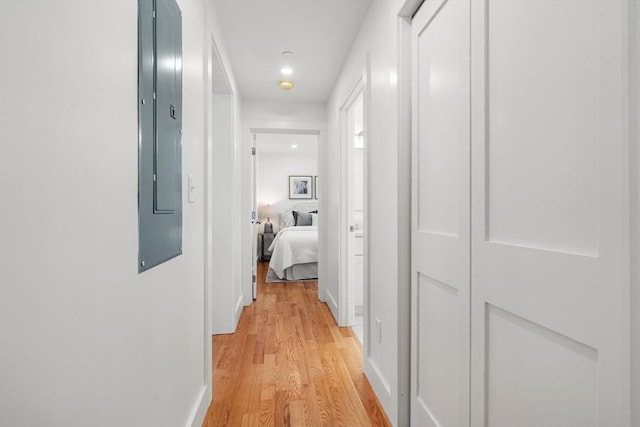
202, 261, 391, 427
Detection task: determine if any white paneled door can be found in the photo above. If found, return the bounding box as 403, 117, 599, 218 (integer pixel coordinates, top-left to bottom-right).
469, 1, 629, 426
411, 0, 471, 425
411, 0, 630, 426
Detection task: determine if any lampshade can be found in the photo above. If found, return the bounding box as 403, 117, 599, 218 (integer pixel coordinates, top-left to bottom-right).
258, 204, 275, 221
259, 204, 275, 233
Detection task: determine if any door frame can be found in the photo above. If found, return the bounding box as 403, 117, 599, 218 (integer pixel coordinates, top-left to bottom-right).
631, 3, 640, 424
208, 34, 239, 335
393, 2, 421, 426
193, 32, 235, 425
241, 122, 324, 305
338, 77, 367, 328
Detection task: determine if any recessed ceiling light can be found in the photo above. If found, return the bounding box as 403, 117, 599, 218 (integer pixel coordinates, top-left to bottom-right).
281, 67, 293, 75
279, 80, 294, 90
291, 144, 298, 149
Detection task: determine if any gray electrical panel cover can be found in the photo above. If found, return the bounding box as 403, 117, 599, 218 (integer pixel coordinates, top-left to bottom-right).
138, 0, 182, 273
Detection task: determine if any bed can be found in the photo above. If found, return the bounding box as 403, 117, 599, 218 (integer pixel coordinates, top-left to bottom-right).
266, 203, 318, 281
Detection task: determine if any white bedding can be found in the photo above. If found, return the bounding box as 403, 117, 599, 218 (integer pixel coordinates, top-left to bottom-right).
268, 226, 318, 279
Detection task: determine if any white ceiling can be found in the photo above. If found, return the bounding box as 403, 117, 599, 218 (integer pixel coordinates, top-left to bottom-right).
256, 133, 318, 154
212, 0, 373, 102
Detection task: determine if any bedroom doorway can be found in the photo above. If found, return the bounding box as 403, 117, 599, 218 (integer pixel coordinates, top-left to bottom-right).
340, 79, 366, 343
251, 130, 319, 293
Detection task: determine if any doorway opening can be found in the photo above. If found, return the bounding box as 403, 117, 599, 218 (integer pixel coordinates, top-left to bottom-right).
250, 129, 320, 298
208, 37, 240, 336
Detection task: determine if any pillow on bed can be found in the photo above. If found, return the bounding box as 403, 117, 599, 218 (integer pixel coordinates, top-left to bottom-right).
311, 213, 318, 226
293, 210, 313, 226
280, 212, 295, 229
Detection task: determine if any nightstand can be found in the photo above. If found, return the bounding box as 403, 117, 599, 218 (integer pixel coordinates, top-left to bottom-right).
259, 232, 276, 261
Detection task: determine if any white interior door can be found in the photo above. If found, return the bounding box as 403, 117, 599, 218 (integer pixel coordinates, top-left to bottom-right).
470, 2, 629, 426
411, 1, 630, 425
348, 91, 365, 326
251, 133, 258, 300
340, 80, 366, 328
411, 0, 471, 425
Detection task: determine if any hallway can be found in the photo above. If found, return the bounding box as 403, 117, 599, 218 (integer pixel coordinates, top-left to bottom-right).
1, 1, 639, 426
203, 262, 390, 426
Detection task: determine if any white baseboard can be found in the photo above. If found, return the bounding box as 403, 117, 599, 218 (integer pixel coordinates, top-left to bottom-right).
185, 384, 211, 427
234, 294, 244, 329
212, 295, 244, 335
364, 357, 395, 425
325, 290, 339, 322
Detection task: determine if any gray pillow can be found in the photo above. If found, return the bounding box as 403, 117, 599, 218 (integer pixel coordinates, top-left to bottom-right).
293, 210, 313, 226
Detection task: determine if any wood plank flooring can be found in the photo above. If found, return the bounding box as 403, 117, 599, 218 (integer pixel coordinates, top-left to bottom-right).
202, 262, 391, 427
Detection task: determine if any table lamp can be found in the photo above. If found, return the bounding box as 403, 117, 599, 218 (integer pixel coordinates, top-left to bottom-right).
259, 204, 275, 233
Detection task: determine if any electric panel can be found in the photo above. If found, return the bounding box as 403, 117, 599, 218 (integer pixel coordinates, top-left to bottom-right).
138, 0, 182, 272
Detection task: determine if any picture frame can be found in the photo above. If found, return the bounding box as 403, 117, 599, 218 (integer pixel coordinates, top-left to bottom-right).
314, 176, 319, 199
289, 175, 313, 199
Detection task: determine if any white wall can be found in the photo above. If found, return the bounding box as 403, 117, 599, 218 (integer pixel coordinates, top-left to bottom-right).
257, 151, 318, 233
322, 1, 405, 424
243, 99, 326, 123
0, 1, 238, 426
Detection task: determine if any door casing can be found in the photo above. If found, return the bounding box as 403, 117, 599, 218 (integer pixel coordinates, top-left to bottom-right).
339, 77, 367, 329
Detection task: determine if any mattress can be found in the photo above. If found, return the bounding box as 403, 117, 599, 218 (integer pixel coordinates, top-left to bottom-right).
267, 225, 318, 280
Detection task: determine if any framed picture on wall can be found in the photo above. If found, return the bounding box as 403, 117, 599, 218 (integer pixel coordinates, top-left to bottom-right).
314, 176, 319, 199
289, 175, 313, 199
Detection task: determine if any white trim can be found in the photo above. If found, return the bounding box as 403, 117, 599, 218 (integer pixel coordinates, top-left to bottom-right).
185, 385, 210, 427
395, 9, 413, 427
622, 4, 633, 427
325, 290, 339, 320
245, 120, 325, 134
396, 3, 420, 426
249, 127, 320, 135
210, 34, 233, 95
631, 1, 640, 425
399, 0, 424, 17
202, 42, 213, 427
196, 28, 234, 427
364, 357, 393, 412
234, 293, 244, 327
365, 358, 392, 395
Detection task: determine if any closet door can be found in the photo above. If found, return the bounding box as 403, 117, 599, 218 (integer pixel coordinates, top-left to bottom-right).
411, 1, 470, 425
470, 1, 630, 426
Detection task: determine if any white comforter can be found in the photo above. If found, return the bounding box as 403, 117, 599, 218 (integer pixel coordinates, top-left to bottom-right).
268, 226, 318, 279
